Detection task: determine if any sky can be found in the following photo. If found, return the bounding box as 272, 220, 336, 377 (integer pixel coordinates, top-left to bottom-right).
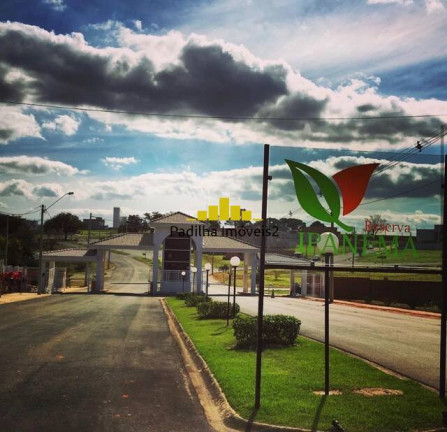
0, 0, 446, 231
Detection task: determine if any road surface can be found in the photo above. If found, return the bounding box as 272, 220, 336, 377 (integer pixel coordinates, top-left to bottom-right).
0, 253, 212, 432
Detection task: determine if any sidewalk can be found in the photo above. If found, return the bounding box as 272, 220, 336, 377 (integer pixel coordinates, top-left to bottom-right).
0, 286, 88, 305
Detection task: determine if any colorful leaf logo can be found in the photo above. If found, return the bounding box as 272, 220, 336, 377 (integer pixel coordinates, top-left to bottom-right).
285, 159, 379, 232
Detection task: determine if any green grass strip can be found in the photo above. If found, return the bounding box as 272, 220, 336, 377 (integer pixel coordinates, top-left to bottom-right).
166, 298, 445, 431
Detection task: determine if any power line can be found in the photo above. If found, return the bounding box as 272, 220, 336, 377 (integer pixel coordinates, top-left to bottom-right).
359, 180, 439, 206
0, 206, 42, 217
2, 99, 447, 122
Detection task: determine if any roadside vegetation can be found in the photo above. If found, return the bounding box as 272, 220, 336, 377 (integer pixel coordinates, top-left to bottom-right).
166, 297, 445, 432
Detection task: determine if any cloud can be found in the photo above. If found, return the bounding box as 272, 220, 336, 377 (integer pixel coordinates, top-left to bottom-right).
42, 0, 66, 12
425, 0, 445, 13
32, 185, 59, 197
0, 106, 42, 144
0, 155, 85, 176
133, 20, 142, 31
42, 114, 80, 135
102, 156, 139, 170
0, 22, 445, 150
367, 0, 413, 5
267, 156, 442, 208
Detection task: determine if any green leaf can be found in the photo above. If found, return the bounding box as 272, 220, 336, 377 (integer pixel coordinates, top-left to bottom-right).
285, 159, 353, 232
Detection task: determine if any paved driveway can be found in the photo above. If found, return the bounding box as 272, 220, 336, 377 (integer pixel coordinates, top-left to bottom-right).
0, 260, 212, 432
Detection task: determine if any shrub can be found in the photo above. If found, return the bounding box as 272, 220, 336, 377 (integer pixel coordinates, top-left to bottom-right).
197, 299, 240, 319
184, 293, 210, 307
175, 293, 189, 300
233, 315, 301, 348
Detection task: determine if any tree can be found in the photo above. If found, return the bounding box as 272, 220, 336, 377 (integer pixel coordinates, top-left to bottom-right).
0, 215, 39, 266
144, 212, 165, 223
119, 215, 148, 233
44, 212, 83, 240
364, 214, 387, 235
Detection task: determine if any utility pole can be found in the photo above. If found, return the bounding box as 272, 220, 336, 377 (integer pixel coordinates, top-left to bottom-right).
87, 212, 92, 246
37, 204, 45, 295
5, 214, 8, 271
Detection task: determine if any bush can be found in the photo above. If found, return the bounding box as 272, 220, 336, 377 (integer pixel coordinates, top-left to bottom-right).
175, 293, 189, 300
197, 299, 240, 319
184, 293, 210, 307
233, 315, 301, 348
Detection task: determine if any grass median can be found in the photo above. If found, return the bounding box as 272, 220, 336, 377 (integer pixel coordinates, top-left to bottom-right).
166, 297, 445, 431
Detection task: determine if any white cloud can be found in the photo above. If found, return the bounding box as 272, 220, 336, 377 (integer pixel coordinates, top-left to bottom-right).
177, 0, 447, 80
42, 0, 66, 12
0, 156, 86, 176
42, 115, 80, 136
133, 20, 143, 31
102, 156, 139, 170
0, 106, 42, 144
425, 0, 445, 13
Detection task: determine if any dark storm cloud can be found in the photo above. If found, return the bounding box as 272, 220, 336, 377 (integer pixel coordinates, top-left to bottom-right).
0, 129, 14, 141
0, 181, 26, 196
0, 64, 24, 100
258, 93, 328, 130
0, 25, 288, 117
33, 186, 58, 197
91, 192, 133, 200
0, 22, 442, 146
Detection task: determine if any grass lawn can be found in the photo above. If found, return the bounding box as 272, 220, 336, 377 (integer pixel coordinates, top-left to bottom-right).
166, 298, 445, 431
133, 255, 153, 265
356, 249, 441, 266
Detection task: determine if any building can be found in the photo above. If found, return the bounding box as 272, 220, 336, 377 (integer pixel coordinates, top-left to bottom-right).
83, 217, 105, 230
416, 225, 442, 250
39, 212, 259, 295
113, 207, 120, 229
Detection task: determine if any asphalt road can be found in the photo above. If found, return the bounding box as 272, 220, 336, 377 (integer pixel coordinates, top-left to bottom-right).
0, 253, 212, 432
208, 281, 442, 390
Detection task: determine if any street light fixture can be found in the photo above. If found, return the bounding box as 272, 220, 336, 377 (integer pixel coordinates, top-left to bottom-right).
191, 266, 197, 293
38, 192, 74, 295
204, 262, 211, 300
230, 256, 240, 318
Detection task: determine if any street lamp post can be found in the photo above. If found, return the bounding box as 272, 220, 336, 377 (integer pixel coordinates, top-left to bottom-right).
38, 192, 74, 295
226, 265, 232, 327
230, 256, 240, 317
317, 232, 339, 396
191, 266, 197, 293
181, 271, 186, 292
204, 263, 211, 300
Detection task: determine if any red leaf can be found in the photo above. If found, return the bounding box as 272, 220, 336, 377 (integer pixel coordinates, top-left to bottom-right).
332, 163, 379, 215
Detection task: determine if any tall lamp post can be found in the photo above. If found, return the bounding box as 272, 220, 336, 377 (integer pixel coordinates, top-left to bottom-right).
181, 271, 186, 292
317, 232, 339, 396
191, 266, 197, 293
38, 192, 74, 295
226, 264, 232, 327
204, 263, 211, 300
230, 256, 240, 317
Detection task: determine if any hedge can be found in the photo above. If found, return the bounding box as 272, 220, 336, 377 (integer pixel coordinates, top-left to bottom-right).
233, 315, 301, 348
175, 293, 210, 307
197, 299, 240, 319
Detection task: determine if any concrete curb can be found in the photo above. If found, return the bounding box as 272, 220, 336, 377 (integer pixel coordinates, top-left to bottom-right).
161, 298, 316, 432
302, 297, 440, 319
